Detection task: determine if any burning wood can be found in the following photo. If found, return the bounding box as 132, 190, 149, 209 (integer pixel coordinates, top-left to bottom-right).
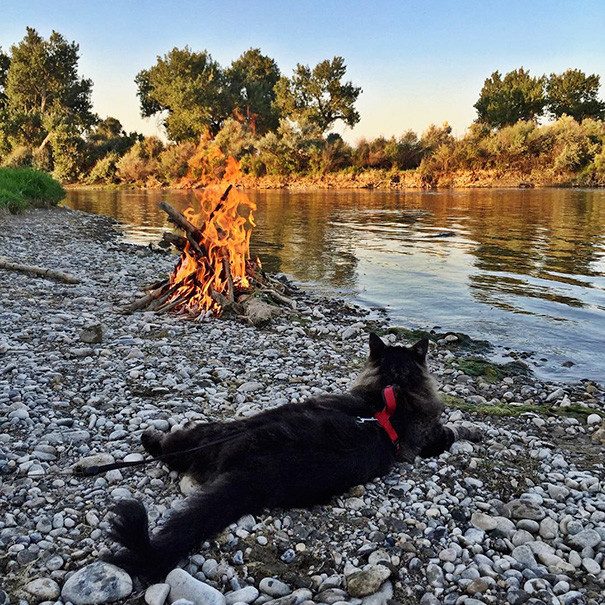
127, 159, 295, 321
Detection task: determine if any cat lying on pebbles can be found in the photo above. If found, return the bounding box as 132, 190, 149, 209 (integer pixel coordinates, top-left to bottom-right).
105, 333, 480, 581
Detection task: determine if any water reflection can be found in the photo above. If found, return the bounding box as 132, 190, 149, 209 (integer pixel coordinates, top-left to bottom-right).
65, 187, 605, 381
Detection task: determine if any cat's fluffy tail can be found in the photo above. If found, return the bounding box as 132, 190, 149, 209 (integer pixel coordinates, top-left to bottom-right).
105, 473, 261, 581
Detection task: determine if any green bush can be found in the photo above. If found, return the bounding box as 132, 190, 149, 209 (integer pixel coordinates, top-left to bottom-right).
157, 142, 197, 183
213, 118, 257, 160
313, 133, 353, 173
1, 145, 33, 168
257, 120, 322, 174
86, 152, 121, 184
0, 167, 65, 212
116, 136, 164, 184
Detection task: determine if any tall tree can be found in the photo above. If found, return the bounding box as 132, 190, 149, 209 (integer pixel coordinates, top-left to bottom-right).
4, 28, 94, 150
86, 116, 139, 167
135, 47, 229, 141
474, 68, 546, 129
0, 47, 9, 110
274, 56, 361, 133
546, 69, 605, 121
226, 48, 281, 134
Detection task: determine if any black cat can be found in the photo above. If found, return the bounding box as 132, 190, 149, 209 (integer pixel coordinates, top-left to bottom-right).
106, 333, 477, 581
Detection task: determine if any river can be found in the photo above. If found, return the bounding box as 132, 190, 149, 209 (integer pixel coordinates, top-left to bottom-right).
64, 187, 605, 383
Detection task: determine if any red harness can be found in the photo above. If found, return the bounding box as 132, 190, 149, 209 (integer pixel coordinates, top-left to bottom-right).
374, 385, 400, 450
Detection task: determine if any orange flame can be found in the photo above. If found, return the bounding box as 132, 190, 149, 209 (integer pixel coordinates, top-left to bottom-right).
166, 157, 257, 316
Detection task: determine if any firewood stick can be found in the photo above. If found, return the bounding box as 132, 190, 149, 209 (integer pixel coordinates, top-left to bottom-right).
155, 294, 189, 313
263, 288, 297, 309
210, 288, 231, 311
159, 201, 207, 258
160, 232, 187, 252
123, 283, 166, 312
0, 257, 79, 284
221, 255, 235, 303
220, 183, 233, 201
159, 201, 199, 236
207, 184, 233, 226
185, 233, 206, 258
148, 271, 197, 311
144, 278, 169, 291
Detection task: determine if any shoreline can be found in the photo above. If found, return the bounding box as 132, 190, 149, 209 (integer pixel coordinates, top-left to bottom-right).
1, 207, 604, 604
64, 167, 605, 193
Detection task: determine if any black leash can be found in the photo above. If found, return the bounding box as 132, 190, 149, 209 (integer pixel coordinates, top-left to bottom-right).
72, 430, 247, 477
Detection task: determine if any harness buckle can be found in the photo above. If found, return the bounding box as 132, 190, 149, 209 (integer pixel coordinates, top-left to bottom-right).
356, 416, 378, 424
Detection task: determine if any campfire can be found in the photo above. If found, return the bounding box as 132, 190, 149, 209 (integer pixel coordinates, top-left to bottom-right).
127, 158, 294, 321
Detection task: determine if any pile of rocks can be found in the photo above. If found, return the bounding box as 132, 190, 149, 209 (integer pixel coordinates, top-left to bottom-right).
1, 208, 604, 605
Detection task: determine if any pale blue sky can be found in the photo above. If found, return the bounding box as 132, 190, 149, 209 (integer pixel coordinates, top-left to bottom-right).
1, 0, 603, 142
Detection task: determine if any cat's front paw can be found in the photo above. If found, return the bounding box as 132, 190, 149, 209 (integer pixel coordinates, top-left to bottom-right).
447, 422, 483, 443
141, 429, 164, 457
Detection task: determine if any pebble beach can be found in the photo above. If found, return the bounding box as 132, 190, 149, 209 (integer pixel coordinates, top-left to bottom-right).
1, 207, 604, 605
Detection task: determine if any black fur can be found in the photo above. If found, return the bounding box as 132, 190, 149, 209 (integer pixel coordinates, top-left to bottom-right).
105, 333, 465, 581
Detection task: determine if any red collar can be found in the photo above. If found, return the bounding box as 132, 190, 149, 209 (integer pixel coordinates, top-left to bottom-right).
374, 386, 400, 450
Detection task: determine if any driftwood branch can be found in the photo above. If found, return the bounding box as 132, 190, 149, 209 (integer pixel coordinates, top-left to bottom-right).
0, 257, 79, 284
264, 288, 296, 309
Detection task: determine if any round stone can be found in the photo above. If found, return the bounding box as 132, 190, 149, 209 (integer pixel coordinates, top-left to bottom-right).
61, 562, 132, 605
346, 565, 391, 597
24, 578, 60, 601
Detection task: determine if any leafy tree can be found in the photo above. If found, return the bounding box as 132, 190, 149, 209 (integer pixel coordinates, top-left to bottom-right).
94, 116, 124, 139
474, 68, 546, 128
136, 47, 229, 141
226, 49, 280, 134
50, 120, 86, 182
116, 136, 164, 184
213, 118, 257, 159
86, 151, 121, 184
274, 56, 361, 133
257, 119, 323, 174
4, 28, 94, 151
157, 141, 197, 183
0, 47, 9, 110
420, 122, 454, 155
386, 130, 424, 169
86, 116, 139, 166
317, 133, 353, 173
546, 69, 605, 121
354, 136, 390, 169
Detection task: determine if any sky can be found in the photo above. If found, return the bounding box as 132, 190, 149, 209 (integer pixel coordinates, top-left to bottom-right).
1, 0, 604, 142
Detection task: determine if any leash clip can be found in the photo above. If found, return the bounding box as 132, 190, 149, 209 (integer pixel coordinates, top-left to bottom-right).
356, 416, 378, 424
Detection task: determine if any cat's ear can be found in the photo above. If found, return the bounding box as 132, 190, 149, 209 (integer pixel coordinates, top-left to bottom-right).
369, 332, 386, 361
411, 337, 429, 362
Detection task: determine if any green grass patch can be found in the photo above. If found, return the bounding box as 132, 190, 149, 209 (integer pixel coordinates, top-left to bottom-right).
455, 356, 529, 382
0, 167, 65, 212
441, 393, 602, 420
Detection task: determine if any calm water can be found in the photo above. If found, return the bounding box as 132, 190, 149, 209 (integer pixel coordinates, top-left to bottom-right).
65, 188, 605, 382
